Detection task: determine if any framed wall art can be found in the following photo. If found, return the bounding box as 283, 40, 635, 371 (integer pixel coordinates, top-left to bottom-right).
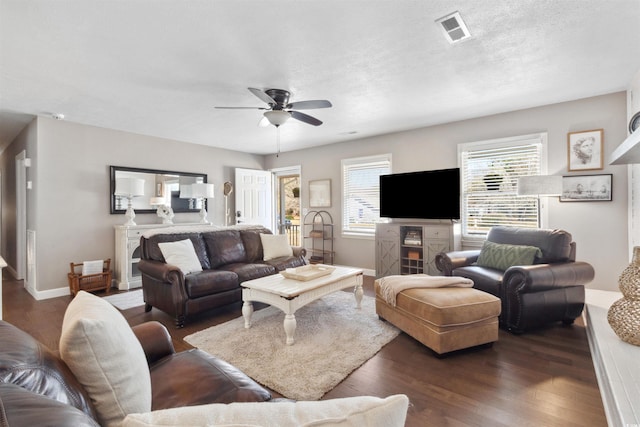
560, 174, 612, 202
309, 179, 331, 207
567, 129, 603, 171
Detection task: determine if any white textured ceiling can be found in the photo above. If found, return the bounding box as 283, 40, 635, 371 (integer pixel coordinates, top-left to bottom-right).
1, 0, 639, 155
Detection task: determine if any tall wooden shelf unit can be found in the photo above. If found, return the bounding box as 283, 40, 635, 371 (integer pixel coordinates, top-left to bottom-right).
375, 221, 459, 278
304, 210, 334, 264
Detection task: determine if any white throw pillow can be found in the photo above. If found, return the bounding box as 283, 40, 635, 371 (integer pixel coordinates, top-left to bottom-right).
122, 394, 409, 427
158, 239, 203, 274
260, 233, 293, 261
81, 259, 104, 275
60, 291, 152, 427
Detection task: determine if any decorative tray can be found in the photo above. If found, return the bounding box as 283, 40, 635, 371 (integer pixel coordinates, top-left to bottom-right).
281, 264, 336, 281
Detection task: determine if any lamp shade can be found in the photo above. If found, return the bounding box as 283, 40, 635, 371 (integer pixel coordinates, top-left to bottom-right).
115, 178, 145, 197
179, 184, 193, 199
517, 175, 562, 196
264, 110, 291, 126
191, 183, 215, 198
149, 197, 165, 206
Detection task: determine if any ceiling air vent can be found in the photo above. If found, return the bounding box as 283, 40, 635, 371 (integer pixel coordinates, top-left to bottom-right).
436, 11, 471, 44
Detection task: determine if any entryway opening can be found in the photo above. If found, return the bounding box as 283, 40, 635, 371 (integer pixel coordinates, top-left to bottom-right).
274, 168, 301, 246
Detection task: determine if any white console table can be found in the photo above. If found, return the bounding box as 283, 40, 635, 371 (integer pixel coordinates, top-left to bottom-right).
114, 223, 205, 290
584, 289, 640, 427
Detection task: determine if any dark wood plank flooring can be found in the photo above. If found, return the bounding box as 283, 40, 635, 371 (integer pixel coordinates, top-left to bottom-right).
2, 275, 607, 427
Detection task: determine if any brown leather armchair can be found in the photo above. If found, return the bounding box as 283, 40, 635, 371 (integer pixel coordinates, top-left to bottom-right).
435, 226, 595, 333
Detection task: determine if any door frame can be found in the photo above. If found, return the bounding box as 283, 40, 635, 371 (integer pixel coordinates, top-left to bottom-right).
15, 151, 27, 282
272, 165, 301, 240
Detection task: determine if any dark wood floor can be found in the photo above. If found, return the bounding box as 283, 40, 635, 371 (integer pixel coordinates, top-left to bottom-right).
3, 275, 607, 427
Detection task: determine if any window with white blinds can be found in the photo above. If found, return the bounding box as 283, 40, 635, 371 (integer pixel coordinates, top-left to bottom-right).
459, 133, 546, 239
341, 154, 391, 237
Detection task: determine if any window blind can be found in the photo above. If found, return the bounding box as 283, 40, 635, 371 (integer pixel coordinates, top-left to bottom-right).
342, 155, 391, 236
460, 137, 543, 237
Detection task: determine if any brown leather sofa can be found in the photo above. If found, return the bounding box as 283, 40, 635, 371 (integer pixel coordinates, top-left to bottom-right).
138, 225, 306, 327
435, 226, 595, 333
0, 319, 273, 426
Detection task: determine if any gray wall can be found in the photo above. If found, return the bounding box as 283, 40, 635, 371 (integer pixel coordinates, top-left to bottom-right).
2, 117, 265, 297
267, 92, 629, 292
0, 91, 630, 297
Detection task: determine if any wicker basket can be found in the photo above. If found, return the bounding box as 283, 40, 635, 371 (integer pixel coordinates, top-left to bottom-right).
68, 259, 112, 296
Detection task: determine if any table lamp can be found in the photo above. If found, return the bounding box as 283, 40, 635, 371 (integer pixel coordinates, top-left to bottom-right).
191, 183, 215, 224
115, 178, 145, 226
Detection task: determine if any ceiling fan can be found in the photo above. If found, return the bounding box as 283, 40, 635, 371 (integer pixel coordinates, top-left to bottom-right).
215, 87, 332, 127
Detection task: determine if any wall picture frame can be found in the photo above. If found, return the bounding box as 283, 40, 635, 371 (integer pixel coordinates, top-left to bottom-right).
567, 129, 603, 171
309, 179, 331, 207
560, 174, 612, 202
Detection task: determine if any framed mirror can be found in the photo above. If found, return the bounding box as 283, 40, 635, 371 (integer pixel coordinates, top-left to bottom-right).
110, 166, 208, 214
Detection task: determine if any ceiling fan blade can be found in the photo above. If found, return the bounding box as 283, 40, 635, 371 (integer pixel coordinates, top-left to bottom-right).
248, 87, 277, 105
290, 110, 323, 126
214, 106, 268, 110
286, 100, 332, 110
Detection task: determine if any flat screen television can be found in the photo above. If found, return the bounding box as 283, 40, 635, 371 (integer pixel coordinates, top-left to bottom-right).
379, 168, 460, 220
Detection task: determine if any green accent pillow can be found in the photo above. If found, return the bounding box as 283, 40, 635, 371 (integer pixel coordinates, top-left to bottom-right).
476, 240, 542, 271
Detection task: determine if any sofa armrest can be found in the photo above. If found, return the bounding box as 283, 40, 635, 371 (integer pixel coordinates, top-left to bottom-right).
501, 262, 593, 332
131, 321, 176, 365
0, 383, 100, 427
292, 246, 306, 258
503, 262, 595, 294
138, 259, 184, 284
435, 250, 481, 276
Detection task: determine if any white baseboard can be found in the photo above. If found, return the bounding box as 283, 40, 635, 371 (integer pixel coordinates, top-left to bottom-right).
27, 284, 71, 301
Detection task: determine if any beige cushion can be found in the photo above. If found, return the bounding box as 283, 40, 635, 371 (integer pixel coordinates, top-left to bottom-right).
60, 291, 152, 427
158, 239, 203, 274
386, 286, 500, 326
122, 394, 409, 427
260, 233, 293, 261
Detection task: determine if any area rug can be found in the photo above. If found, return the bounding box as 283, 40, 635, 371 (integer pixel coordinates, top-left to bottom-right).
184, 291, 400, 400
102, 289, 144, 310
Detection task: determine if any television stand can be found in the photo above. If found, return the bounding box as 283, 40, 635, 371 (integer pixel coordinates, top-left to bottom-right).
375, 221, 460, 278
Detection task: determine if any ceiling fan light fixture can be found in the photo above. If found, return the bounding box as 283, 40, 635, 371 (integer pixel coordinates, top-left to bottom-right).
264, 110, 291, 126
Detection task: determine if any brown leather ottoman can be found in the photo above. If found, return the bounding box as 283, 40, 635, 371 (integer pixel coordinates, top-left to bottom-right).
374, 280, 501, 355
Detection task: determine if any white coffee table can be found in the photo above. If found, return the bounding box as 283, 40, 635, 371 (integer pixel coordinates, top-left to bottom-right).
241, 265, 364, 345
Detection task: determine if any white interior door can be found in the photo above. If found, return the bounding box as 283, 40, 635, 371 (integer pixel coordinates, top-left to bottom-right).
234, 168, 273, 230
